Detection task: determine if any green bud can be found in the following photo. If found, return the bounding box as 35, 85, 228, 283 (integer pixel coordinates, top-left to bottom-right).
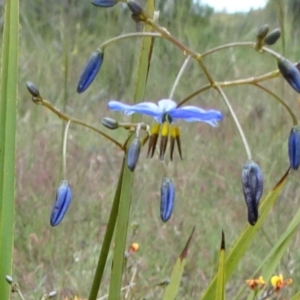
101, 117, 119, 129
5, 275, 13, 284
264, 28, 281, 45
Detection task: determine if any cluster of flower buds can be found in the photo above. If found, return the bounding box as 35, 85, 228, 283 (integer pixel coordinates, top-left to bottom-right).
255, 24, 281, 50
241, 160, 263, 226
50, 180, 72, 226
160, 177, 175, 222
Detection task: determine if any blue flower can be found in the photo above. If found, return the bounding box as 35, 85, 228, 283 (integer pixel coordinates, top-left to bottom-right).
108, 99, 223, 126
108, 99, 222, 160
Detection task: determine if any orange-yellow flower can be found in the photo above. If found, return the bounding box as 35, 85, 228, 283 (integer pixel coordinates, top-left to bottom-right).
246, 276, 266, 290
129, 242, 139, 253
271, 274, 292, 291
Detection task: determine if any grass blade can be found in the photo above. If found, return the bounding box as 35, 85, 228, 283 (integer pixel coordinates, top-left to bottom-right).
0, 0, 19, 298
215, 231, 225, 300
162, 227, 195, 300
201, 169, 289, 300
108, 1, 155, 299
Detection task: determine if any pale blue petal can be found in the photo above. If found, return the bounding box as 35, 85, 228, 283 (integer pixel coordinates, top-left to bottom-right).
170, 106, 223, 126
108, 101, 161, 117
157, 99, 177, 112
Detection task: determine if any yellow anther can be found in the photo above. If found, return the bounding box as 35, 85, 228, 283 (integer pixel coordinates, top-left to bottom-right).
161, 122, 169, 137
151, 123, 160, 135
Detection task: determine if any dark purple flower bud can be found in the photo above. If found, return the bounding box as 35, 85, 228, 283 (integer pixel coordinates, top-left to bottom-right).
264, 28, 281, 45
50, 180, 72, 226
256, 24, 269, 41
278, 57, 300, 93
26, 81, 40, 97
242, 160, 263, 226
101, 117, 119, 129
127, 137, 141, 172
160, 177, 175, 222
288, 126, 300, 170
127, 1, 143, 14
77, 49, 104, 93
91, 0, 117, 7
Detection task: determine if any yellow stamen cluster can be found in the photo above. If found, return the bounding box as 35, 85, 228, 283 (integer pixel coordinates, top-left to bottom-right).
147, 122, 182, 160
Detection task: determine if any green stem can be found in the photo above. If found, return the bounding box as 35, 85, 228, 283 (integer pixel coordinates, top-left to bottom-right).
216, 85, 252, 160
88, 159, 125, 300
100, 32, 162, 50
251, 83, 298, 125
32, 97, 124, 151
62, 120, 71, 179
169, 55, 191, 99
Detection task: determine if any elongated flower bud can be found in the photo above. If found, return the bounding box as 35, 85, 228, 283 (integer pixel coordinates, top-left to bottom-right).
288, 126, 300, 170
26, 81, 40, 97
50, 180, 72, 226
77, 49, 104, 93
127, 1, 143, 14
256, 24, 269, 40
264, 28, 281, 45
242, 161, 263, 226
91, 0, 117, 7
160, 177, 175, 222
101, 117, 119, 129
127, 138, 141, 171
278, 57, 300, 93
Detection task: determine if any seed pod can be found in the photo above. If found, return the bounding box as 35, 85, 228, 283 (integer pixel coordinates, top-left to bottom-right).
101, 117, 119, 129
127, 137, 141, 172
26, 81, 40, 97
91, 0, 117, 7
160, 177, 175, 222
77, 49, 104, 93
264, 28, 281, 45
50, 180, 72, 226
288, 126, 300, 170
242, 160, 263, 226
278, 57, 300, 93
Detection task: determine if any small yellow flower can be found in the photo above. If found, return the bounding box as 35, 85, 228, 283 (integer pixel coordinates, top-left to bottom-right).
271, 274, 292, 291
246, 276, 266, 290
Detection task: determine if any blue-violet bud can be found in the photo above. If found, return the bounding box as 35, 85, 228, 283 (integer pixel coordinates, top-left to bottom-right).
278, 57, 300, 93
264, 28, 281, 45
26, 81, 40, 97
91, 0, 117, 7
242, 160, 263, 226
288, 126, 300, 170
127, 137, 141, 172
127, 1, 143, 14
50, 180, 72, 226
77, 49, 104, 93
160, 177, 175, 222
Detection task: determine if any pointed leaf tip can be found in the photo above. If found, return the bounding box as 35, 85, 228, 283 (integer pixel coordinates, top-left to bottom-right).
180, 227, 195, 261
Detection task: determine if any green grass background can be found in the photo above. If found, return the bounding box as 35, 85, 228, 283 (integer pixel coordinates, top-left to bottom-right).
6, 0, 300, 298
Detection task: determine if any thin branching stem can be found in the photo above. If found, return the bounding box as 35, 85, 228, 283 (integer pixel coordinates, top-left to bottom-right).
216, 85, 252, 160
33, 97, 124, 151
100, 32, 162, 50
169, 55, 191, 99
62, 120, 71, 179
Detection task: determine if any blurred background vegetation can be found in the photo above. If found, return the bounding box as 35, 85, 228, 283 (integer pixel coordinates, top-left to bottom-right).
4, 0, 300, 298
